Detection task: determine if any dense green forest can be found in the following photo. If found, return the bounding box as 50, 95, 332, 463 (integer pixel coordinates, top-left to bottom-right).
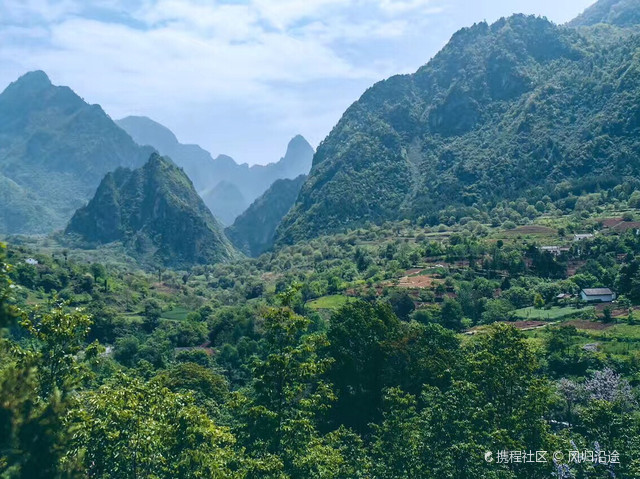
4, 1, 640, 477
3, 194, 640, 477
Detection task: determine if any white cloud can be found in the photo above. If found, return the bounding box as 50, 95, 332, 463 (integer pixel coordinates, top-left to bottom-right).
133, 1, 259, 40
1, 0, 432, 160
0, 0, 79, 24
0, 0, 592, 164
376, 0, 442, 15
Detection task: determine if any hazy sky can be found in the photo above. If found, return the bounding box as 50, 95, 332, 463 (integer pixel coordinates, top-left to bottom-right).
0, 0, 595, 165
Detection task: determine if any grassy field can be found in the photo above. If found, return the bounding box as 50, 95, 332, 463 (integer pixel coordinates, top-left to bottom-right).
514, 305, 591, 321
307, 295, 353, 310
524, 319, 640, 357
161, 306, 190, 321
121, 313, 144, 324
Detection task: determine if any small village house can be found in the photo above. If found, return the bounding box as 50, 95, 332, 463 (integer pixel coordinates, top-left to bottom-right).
580, 288, 615, 303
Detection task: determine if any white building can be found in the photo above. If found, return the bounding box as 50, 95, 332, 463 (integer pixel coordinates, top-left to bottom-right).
574, 233, 594, 241
580, 288, 615, 303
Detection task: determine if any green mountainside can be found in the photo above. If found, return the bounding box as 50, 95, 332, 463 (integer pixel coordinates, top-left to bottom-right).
569, 0, 640, 26
225, 174, 307, 257
201, 180, 248, 226
276, 10, 640, 245
6, 2, 640, 478
0, 71, 153, 234
65, 154, 236, 267
117, 116, 314, 205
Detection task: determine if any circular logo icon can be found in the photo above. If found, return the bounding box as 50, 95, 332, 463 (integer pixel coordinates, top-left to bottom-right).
485, 451, 494, 463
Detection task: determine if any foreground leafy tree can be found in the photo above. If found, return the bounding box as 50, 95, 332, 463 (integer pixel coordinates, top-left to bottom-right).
20, 304, 93, 396
0, 361, 73, 478
0, 243, 17, 328
1, 302, 94, 477
466, 325, 556, 478
326, 301, 401, 432
370, 325, 557, 479
71, 373, 238, 479
154, 361, 229, 415
234, 289, 355, 478
384, 321, 461, 395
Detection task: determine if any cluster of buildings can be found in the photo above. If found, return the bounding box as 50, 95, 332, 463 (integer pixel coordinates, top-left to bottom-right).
556, 288, 616, 304
537, 235, 615, 304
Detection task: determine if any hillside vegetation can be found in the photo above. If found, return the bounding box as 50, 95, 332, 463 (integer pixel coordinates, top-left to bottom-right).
4, 1, 640, 477
226, 174, 307, 256
65, 154, 236, 267
277, 12, 640, 244
0, 71, 152, 234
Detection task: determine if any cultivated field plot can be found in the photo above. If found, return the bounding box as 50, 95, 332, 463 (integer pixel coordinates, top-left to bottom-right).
514, 305, 591, 321
307, 295, 354, 310
396, 271, 442, 289
161, 307, 190, 321
495, 225, 558, 238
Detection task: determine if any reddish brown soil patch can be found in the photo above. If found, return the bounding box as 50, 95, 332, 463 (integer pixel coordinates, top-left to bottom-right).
593, 303, 630, 318
599, 218, 623, 228
510, 320, 547, 330
564, 320, 615, 330
613, 221, 640, 232
397, 274, 440, 289
597, 217, 640, 232
404, 268, 424, 275
383, 269, 443, 290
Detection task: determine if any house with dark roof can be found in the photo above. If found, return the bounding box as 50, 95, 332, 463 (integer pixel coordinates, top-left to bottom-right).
580, 288, 615, 303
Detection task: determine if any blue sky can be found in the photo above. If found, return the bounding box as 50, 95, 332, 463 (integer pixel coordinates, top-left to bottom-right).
0, 0, 595, 165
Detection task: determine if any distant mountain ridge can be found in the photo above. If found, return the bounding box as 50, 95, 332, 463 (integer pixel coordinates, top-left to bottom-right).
116, 116, 217, 192
66, 154, 236, 267
0, 71, 153, 234
225, 174, 307, 257
275, 3, 640, 245
569, 0, 640, 26
202, 181, 248, 226
116, 116, 314, 206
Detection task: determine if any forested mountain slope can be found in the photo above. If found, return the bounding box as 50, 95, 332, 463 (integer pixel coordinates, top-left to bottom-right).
277, 7, 640, 245
0, 71, 153, 234
66, 154, 236, 267
225, 174, 307, 257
